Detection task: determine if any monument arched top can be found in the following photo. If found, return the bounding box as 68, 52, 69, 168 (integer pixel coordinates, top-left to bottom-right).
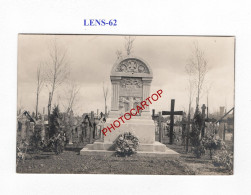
110, 56, 153, 79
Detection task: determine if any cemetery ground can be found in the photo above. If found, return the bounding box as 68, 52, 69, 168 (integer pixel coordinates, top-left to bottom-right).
16, 133, 233, 175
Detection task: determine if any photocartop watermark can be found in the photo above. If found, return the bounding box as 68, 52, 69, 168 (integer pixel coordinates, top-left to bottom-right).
102, 89, 163, 136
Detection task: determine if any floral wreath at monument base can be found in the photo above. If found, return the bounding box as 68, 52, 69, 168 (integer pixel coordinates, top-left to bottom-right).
115, 132, 139, 157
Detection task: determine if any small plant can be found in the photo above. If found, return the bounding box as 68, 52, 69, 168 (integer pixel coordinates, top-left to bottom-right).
115, 132, 139, 157
16, 140, 29, 166
213, 149, 233, 172
54, 132, 66, 155
202, 135, 226, 159
191, 142, 205, 158
44, 132, 66, 154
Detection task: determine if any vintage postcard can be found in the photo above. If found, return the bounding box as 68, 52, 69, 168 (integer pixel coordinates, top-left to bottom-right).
17, 35, 234, 175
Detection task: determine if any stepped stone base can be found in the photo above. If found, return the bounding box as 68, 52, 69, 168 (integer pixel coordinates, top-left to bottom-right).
103, 118, 156, 144
80, 140, 180, 158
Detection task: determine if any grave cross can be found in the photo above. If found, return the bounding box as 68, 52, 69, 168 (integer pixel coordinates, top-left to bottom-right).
162, 99, 183, 144
182, 117, 193, 153
152, 109, 164, 143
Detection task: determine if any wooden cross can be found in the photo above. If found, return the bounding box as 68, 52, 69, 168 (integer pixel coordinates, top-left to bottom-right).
162, 99, 183, 144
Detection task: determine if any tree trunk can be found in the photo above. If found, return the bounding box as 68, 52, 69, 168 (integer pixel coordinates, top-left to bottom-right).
105, 99, 107, 116
197, 86, 200, 108
35, 91, 39, 119
48, 92, 52, 118
48, 81, 55, 118
186, 114, 190, 153
186, 100, 192, 153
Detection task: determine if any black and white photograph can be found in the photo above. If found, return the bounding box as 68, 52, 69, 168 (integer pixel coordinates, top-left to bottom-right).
16, 35, 234, 175
2, 1, 251, 194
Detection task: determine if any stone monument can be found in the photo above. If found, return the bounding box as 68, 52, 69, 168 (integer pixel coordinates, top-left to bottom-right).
81, 56, 179, 157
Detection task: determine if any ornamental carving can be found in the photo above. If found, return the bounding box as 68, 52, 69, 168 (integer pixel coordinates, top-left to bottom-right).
116, 59, 150, 73
120, 78, 143, 88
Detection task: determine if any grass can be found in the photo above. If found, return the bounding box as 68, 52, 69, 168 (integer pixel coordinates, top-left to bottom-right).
16, 142, 232, 175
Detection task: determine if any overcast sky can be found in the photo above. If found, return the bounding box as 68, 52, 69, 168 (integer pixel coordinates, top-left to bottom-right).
18, 35, 234, 116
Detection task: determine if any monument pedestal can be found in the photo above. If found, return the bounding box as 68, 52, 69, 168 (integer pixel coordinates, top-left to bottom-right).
104, 118, 155, 144
80, 117, 179, 157
80, 140, 179, 157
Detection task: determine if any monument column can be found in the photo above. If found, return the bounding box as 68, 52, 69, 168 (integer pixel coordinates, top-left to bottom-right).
142, 78, 152, 115
110, 76, 121, 112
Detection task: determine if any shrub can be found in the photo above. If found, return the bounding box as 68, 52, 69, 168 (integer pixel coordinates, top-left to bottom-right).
49, 105, 61, 138
191, 142, 205, 158
29, 125, 43, 152
202, 135, 226, 159
190, 109, 204, 158
213, 149, 233, 172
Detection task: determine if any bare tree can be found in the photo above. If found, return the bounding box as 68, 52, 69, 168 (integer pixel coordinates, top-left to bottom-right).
65, 81, 80, 114
35, 63, 45, 119
185, 60, 196, 118
187, 42, 208, 109
205, 82, 213, 118
124, 36, 136, 56
116, 49, 123, 60
45, 39, 70, 117
185, 58, 196, 153
103, 81, 109, 116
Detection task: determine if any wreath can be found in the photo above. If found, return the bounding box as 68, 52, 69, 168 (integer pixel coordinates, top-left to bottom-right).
115, 132, 139, 157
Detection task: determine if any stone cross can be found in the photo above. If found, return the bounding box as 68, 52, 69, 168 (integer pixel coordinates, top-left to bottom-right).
162, 99, 183, 144
151, 109, 164, 143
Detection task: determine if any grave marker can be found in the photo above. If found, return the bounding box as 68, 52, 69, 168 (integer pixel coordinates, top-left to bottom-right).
152, 109, 165, 143
162, 99, 183, 144
81, 56, 180, 157
158, 112, 163, 143
182, 116, 193, 153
